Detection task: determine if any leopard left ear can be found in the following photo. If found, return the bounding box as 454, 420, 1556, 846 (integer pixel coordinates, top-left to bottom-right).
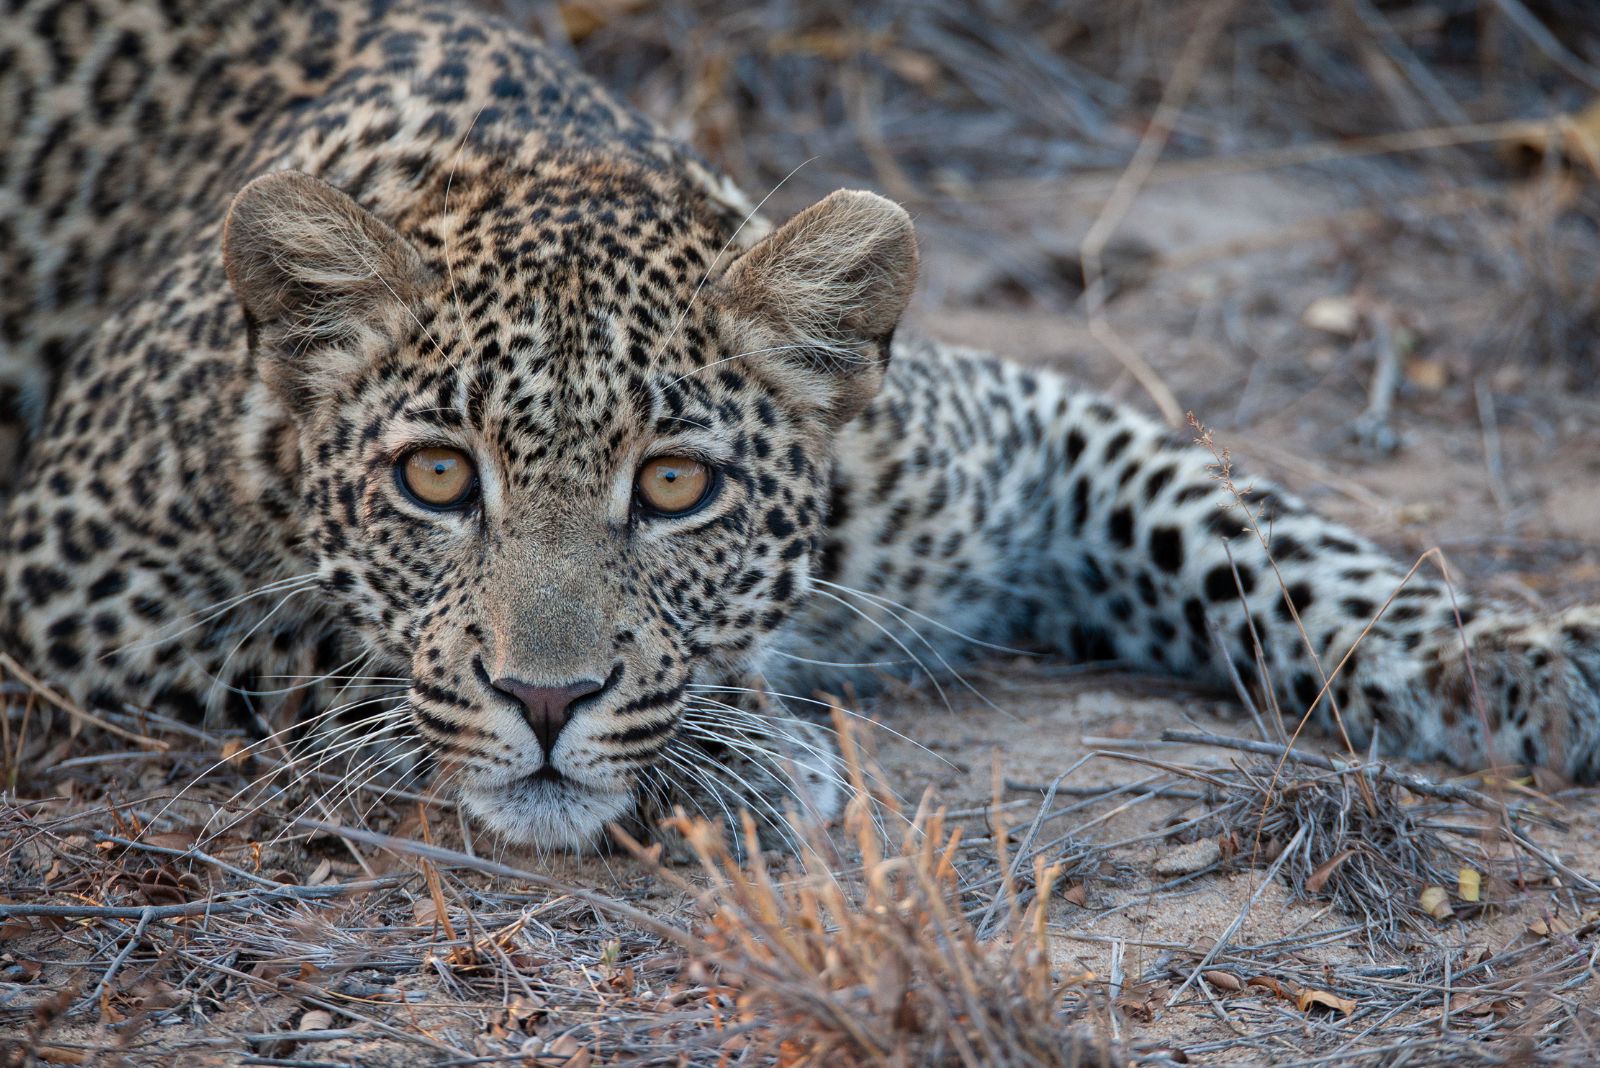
222, 170, 435, 412
718, 189, 917, 426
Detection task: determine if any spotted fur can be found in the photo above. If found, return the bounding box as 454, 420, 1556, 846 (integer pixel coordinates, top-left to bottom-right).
4, 0, 1598, 851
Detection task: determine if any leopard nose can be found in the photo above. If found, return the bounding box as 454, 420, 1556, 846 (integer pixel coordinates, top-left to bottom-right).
491, 676, 605, 756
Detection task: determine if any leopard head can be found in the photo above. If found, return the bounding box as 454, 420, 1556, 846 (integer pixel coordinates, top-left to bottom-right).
221, 165, 916, 848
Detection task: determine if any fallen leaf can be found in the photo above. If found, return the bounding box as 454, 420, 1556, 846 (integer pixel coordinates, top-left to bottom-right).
1527, 917, 1569, 938
1297, 988, 1357, 1016
1060, 883, 1089, 907
1303, 296, 1362, 337
1457, 867, 1481, 903
1502, 96, 1600, 178
1246, 976, 1296, 1002
1115, 982, 1159, 1021
1420, 885, 1452, 920
1454, 996, 1514, 1018
220, 739, 249, 766
557, 0, 649, 43
1404, 357, 1449, 392
299, 1009, 334, 1031
1305, 849, 1356, 894
1202, 969, 1243, 992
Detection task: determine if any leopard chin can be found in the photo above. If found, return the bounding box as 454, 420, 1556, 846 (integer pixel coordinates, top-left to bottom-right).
459, 774, 635, 852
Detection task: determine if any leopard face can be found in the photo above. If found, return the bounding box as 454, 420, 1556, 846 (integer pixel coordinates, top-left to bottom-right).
223, 167, 917, 848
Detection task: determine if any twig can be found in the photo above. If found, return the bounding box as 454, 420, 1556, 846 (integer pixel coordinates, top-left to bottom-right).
1475, 379, 1512, 515
0, 877, 406, 919
1348, 308, 1403, 456
72, 906, 154, 1015
1165, 824, 1309, 1008
1490, 0, 1600, 94
1159, 729, 1512, 815
99, 834, 298, 890
294, 818, 691, 943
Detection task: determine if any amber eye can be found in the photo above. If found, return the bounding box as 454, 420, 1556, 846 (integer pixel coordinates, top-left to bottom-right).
635, 456, 714, 517
397, 447, 478, 510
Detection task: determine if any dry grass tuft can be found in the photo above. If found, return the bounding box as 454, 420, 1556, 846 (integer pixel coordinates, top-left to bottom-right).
631, 725, 1113, 1068
1162, 733, 1505, 944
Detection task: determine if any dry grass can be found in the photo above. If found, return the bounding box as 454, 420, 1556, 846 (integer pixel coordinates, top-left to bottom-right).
622, 721, 1112, 1068
550, 0, 1600, 386
8, 672, 1598, 1064
0, 698, 1123, 1066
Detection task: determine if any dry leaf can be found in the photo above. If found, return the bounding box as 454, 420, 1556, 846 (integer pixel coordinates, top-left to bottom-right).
1060, 883, 1089, 907
1303, 296, 1362, 337
1404, 357, 1449, 392
1247, 976, 1295, 1002
1454, 996, 1514, 1018
1527, 917, 1569, 938
1115, 983, 1159, 1021
220, 739, 249, 766
1297, 988, 1357, 1016
1457, 867, 1481, 903
299, 1009, 334, 1031
1503, 96, 1600, 178
1420, 885, 1452, 920
557, 0, 649, 43
1305, 849, 1356, 894
1202, 969, 1242, 992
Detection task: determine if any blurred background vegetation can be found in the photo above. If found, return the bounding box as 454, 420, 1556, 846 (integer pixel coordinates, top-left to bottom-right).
477, 0, 1600, 391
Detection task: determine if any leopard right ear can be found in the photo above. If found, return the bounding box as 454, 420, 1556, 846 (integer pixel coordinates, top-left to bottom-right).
222, 170, 435, 411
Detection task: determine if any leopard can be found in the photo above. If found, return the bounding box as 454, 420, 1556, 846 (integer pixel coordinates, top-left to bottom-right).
4, 0, 1599, 853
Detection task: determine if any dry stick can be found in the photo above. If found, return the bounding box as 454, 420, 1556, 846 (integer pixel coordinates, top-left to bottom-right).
1490, 0, 1600, 94
99, 834, 296, 890
1350, 309, 1403, 454
165, 944, 463, 1056
72, 906, 154, 1014
1079, 0, 1239, 428
1475, 378, 1512, 516
1165, 823, 1309, 1010
294, 818, 689, 944
0, 875, 406, 920
1346, 0, 1470, 126
3, 900, 278, 920
1158, 729, 1512, 814
976, 760, 1084, 938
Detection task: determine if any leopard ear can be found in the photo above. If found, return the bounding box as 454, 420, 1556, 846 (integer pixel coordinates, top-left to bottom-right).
718, 189, 917, 425
222, 170, 435, 411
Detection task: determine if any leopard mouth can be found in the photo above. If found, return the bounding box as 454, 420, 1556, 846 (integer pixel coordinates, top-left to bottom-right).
458, 769, 635, 851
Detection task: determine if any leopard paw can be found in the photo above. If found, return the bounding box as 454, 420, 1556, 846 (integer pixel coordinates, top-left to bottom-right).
1418, 605, 1600, 781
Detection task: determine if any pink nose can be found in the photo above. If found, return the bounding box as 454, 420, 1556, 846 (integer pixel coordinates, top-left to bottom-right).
491, 676, 605, 756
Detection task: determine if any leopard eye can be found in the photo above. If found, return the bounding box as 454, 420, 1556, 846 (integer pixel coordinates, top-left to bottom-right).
635, 456, 714, 517
398, 447, 478, 510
